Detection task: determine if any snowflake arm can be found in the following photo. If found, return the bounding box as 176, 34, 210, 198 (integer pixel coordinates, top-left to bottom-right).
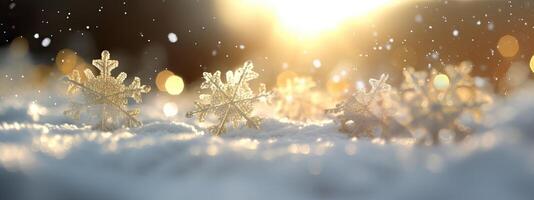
92, 50, 118, 77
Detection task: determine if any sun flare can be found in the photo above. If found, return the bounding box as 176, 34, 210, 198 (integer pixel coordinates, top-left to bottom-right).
217, 0, 396, 39
270, 0, 393, 35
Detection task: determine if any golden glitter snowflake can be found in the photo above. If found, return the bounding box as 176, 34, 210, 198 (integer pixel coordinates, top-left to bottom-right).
273, 76, 329, 122
64, 50, 151, 131
186, 61, 270, 135
400, 65, 491, 145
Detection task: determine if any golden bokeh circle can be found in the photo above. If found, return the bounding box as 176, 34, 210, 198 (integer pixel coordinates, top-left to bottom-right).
165, 75, 185, 95
433, 74, 450, 90
497, 35, 519, 58
156, 70, 175, 92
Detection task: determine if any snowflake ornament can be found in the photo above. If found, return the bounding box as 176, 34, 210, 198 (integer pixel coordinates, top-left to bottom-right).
273, 76, 329, 122
400, 65, 491, 145
326, 74, 397, 138
64, 50, 151, 131
186, 61, 270, 135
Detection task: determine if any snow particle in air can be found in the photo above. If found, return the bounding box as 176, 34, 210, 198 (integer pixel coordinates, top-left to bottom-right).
41, 37, 51, 47
33, 33, 39, 39
168, 33, 178, 43
452, 29, 459, 37
415, 14, 423, 23
356, 81, 365, 90
430, 50, 440, 60
488, 22, 495, 31
312, 59, 322, 68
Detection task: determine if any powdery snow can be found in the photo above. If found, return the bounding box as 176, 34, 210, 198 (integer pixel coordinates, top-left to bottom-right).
1, 82, 534, 200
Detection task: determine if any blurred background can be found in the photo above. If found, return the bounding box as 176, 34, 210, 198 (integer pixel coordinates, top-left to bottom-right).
1, 0, 533, 96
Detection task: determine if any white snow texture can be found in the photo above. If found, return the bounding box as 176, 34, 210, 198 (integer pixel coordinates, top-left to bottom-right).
1, 80, 534, 200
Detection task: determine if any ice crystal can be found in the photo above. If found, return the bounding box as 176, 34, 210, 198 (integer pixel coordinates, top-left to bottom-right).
186, 61, 270, 135
273, 76, 329, 122
64, 50, 151, 131
400, 65, 491, 145
326, 74, 398, 138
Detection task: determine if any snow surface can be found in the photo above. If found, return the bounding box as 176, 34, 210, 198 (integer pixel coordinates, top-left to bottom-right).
1, 80, 534, 200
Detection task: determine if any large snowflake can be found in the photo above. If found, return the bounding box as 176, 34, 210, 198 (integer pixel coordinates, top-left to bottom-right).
186, 61, 270, 135
400, 64, 491, 145
326, 74, 398, 138
64, 50, 151, 131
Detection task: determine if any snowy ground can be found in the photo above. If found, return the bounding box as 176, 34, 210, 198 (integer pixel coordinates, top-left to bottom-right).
1, 81, 534, 200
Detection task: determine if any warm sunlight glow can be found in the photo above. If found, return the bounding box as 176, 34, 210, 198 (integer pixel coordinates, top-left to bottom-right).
261, 0, 393, 35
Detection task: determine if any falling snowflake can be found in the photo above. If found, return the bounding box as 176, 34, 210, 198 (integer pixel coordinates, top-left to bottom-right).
64, 50, 151, 131
186, 61, 270, 135
326, 74, 400, 139
273, 76, 329, 122
399, 64, 491, 145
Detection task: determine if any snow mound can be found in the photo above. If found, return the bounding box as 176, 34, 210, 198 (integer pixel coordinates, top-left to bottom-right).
1, 118, 534, 200
1, 84, 534, 200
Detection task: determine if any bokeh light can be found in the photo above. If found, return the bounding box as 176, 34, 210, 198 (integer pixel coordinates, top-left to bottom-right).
156, 70, 175, 92
8, 37, 28, 58
312, 59, 322, 68
167, 33, 178, 43
497, 35, 519, 58
433, 74, 450, 90
165, 75, 185, 95
163, 102, 179, 117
